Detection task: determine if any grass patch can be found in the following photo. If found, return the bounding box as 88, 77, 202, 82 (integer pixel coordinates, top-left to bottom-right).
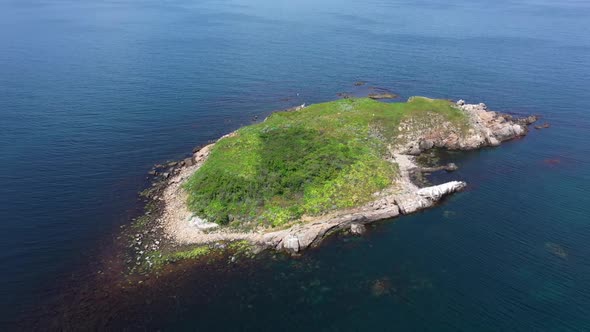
144, 246, 214, 269
169, 246, 212, 260
228, 240, 254, 253
184, 97, 468, 227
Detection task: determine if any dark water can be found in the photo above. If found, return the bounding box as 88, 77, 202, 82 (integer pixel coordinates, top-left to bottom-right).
1, 0, 590, 330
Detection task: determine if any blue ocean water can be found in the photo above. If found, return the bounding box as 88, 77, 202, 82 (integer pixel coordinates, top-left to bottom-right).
1, 0, 589, 329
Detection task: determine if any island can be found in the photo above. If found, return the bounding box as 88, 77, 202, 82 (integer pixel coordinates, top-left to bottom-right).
132, 97, 537, 270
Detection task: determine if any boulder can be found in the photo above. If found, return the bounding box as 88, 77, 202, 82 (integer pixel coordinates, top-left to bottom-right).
419, 139, 434, 150
445, 163, 458, 171
350, 223, 366, 235
407, 144, 421, 155
184, 157, 195, 167
282, 235, 300, 252
522, 115, 538, 125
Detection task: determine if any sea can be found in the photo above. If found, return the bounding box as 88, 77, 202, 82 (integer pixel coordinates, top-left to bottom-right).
1, 0, 589, 330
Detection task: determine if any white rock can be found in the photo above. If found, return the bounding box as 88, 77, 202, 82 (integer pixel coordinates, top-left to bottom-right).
282, 235, 300, 252
189, 216, 219, 230
397, 181, 466, 214
416, 181, 467, 200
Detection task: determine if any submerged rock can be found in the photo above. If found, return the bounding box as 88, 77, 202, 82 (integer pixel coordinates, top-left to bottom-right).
368, 93, 398, 100
545, 242, 568, 259
371, 278, 392, 297
534, 122, 550, 130
395, 100, 537, 155
442, 210, 457, 219
419, 163, 458, 173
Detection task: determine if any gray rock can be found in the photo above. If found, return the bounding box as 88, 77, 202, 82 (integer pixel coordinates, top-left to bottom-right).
184, 157, 195, 167
419, 163, 458, 173
350, 223, 366, 235
419, 139, 434, 150
407, 145, 421, 155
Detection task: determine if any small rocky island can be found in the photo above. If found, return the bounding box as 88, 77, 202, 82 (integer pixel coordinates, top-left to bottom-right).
133, 97, 536, 269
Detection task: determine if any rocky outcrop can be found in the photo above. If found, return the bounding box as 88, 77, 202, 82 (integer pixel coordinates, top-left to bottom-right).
261, 181, 464, 253
350, 223, 366, 235
397, 100, 537, 155
416, 181, 466, 200
458, 101, 538, 145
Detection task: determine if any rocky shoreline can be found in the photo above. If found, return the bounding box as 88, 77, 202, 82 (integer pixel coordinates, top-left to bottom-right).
134, 99, 537, 263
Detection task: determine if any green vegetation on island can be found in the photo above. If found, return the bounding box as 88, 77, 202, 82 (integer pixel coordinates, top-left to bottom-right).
184, 97, 469, 228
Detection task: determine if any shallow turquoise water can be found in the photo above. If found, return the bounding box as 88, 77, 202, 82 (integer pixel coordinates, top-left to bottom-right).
1, 0, 589, 330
